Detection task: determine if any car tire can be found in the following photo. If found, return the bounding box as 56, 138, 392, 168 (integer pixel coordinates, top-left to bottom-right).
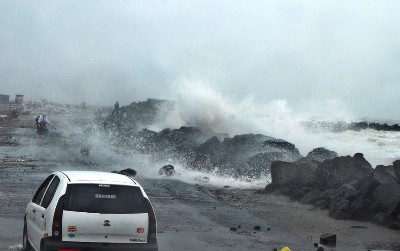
40, 240, 51, 251
40, 242, 48, 251
22, 222, 32, 251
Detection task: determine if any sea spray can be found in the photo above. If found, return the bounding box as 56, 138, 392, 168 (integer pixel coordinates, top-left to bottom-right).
156, 80, 400, 167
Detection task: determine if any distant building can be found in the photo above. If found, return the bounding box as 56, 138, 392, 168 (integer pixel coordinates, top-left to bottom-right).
0, 94, 25, 116
15, 95, 24, 103
0, 94, 10, 115
9, 94, 25, 117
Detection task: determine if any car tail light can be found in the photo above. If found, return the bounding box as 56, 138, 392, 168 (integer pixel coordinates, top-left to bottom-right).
52, 195, 65, 239
146, 198, 157, 242
149, 214, 156, 239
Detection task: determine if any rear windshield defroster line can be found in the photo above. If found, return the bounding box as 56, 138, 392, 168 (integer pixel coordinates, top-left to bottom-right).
64, 184, 146, 214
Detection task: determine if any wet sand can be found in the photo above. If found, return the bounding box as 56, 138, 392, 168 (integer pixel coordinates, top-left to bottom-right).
208, 187, 400, 250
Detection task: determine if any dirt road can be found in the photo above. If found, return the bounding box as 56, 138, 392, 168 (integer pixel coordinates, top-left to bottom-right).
0, 110, 399, 251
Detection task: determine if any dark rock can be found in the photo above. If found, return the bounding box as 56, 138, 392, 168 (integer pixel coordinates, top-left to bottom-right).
359, 164, 400, 217
196, 136, 221, 152
267, 152, 398, 229
262, 139, 298, 152
329, 195, 351, 219
117, 168, 137, 177
242, 152, 287, 178
289, 186, 314, 200
271, 157, 319, 187
264, 184, 277, 193
300, 190, 322, 205
158, 126, 217, 150
253, 225, 261, 230
320, 233, 336, 246
101, 99, 301, 179
314, 199, 330, 210
361, 165, 398, 195
372, 182, 400, 208
137, 127, 302, 178
353, 152, 364, 159
195, 133, 302, 178
113, 98, 175, 131
388, 222, 400, 230
158, 165, 176, 177
306, 147, 338, 162
304, 120, 400, 133
391, 201, 400, 218
230, 227, 237, 231
335, 183, 358, 200
393, 160, 400, 180
134, 126, 222, 161
309, 189, 333, 210
314, 153, 373, 190
371, 213, 400, 229
270, 161, 298, 186
349, 198, 369, 220
319, 189, 335, 198
132, 128, 159, 153
296, 158, 321, 184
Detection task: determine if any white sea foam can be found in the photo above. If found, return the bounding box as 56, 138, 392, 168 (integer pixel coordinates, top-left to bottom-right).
156, 79, 400, 168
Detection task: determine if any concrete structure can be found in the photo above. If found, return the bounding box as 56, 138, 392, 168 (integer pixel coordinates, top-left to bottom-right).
0, 94, 25, 116
15, 95, 24, 104
0, 94, 10, 115
10, 95, 25, 117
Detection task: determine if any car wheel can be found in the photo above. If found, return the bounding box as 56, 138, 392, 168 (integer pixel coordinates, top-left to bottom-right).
40, 241, 49, 251
22, 222, 32, 251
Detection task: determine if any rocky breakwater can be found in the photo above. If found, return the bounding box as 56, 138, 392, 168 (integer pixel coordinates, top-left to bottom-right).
102, 99, 303, 178
132, 126, 302, 178
266, 150, 400, 229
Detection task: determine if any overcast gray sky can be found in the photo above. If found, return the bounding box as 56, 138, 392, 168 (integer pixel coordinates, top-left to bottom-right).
1, 1, 399, 121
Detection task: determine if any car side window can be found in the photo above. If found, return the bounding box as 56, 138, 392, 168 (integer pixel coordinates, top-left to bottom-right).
41, 176, 60, 208
32, 175, 54, 205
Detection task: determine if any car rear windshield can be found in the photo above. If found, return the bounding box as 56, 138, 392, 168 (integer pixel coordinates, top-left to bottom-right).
64, 184, 146, 214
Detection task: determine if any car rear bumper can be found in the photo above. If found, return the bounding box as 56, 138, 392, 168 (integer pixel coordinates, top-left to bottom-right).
43, 237, 158, 251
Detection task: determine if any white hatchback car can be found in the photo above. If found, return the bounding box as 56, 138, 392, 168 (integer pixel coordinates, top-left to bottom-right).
23, 171, 158, 251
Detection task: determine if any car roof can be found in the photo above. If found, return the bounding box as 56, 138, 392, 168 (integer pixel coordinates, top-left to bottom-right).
58, 171, 138, 186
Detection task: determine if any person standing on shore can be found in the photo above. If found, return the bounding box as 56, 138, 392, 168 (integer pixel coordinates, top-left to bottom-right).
114, 102, 119, 116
